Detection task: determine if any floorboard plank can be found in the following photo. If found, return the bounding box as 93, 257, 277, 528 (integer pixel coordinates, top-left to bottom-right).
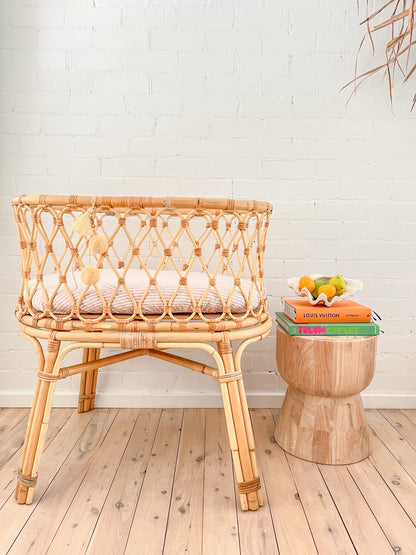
286, 454, 356, 555
367, 410, 416, 479
6, 408, 117, 555
86, 408, 161, 555
368, 432, 416, 525
0, 408, 74, 508
348, 458, 416, 553
0, 412, 31, 470
0, 409, 29, 440
124, 409, 183, 555
203, 408, 239, 555
404, 410, 416, 426
0, 408, 100, 554
163, 408, 206, 555
379, 409, 416, 451
236, 410, 279, 555
236, 480, 279, 555
319, 464, 394, 554
45, 409, 137, 554
251, 408, 317, 555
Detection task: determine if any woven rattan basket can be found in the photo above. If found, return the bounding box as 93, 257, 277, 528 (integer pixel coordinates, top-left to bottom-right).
12, 194, 273, 511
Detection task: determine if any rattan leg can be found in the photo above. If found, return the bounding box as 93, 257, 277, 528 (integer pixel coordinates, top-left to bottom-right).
15, 333, 61, 504
78, 348, 100, 413
218, 336, 262, 511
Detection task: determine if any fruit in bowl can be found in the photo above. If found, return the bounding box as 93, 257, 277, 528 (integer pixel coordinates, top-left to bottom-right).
287, 274, 362, 306
317, 283, 336, 299
298, 275, 315, 293
329, 274, 346, 295
311, 279, 328, 298
298, 275, 343, 301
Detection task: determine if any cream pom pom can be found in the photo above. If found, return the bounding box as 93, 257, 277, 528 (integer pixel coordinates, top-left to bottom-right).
72, 212, 93, 236
80, 265, 100, 286
89, 234, 108, 255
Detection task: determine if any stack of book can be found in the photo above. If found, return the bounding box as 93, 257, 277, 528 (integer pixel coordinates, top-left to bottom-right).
276, 298, 379, 336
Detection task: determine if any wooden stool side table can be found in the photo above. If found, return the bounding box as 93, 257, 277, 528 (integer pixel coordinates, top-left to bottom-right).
274, 327, 377, 465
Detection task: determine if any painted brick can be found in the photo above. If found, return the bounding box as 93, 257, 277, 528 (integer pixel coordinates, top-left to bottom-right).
19, 135, 75, 155
208, 158, 262, 178
123, 51, 178, 72
210, 117, 263, 138
99, 115, 154, 136
101, 156, 156, 177
263, 160, 316, 179
123, 178, 178, 197
151, 73, 206, 94
46, 155, 101, 176
0, 113, 41, 134
71, 93, 125, 115
236, 138, 292, 158
11, 7, 64, 28
75, 137, 129, 156
182, 138, 237, 158
70, 50, 123, 71
179, 180, 233, 197
206, 73, 261, 95
178, 52, 234, 73
0, 154, 46, 175
0, 29, 39, 49
0, 135, 19, 154
93, 29, 147, 49
123, 7, 175, 29
129, 137, 184, 157
239, 95, 292, 118
43, 114, 97, 135
150, 29, 205, 51
262, 30, 316, 54
13, 92, 70, 114
206, 30, 261, 52
183, 94, 238, 117
175, 7, 234, 29
126, 94, 181, 116
235, 53, 289, 76
234, 7, 289, 30
95, 72, 149, 94
38, 29, 94, 49
0, 7, 10, 27
155, 117, 208, 137
156, 156, 209, 178
65, 7, 122, 28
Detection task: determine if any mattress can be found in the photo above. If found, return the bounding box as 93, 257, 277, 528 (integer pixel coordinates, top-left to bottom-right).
29, 269, 261, 315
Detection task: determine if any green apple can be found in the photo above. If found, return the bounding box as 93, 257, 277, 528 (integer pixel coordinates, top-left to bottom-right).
329, 274, 346, 296
312, 280, 327, 299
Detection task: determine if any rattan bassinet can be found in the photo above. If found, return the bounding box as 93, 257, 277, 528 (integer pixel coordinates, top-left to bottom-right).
12, 194, 273, 511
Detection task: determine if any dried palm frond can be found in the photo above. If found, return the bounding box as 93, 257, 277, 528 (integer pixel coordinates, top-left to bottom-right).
344, 0, 416, 109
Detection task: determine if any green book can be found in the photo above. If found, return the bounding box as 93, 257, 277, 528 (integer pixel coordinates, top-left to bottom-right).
276, 312, 379, 336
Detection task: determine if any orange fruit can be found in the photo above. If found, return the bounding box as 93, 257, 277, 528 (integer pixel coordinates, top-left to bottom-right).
299, 275, 315, 293
317, 283, 336, 299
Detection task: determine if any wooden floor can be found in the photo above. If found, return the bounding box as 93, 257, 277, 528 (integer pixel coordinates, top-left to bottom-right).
0, 408, 415, 555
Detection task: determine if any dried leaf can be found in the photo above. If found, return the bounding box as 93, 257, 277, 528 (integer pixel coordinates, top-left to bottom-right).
346, 0, 416, 108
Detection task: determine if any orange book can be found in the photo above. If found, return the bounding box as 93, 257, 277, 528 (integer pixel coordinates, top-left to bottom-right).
283, 298, 372, 324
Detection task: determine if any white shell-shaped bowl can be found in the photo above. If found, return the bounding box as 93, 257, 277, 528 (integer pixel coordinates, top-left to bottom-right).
287, 275, 363, 306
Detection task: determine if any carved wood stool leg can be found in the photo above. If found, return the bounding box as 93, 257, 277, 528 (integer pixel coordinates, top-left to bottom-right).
78, 348, 100, 413
218, 336, 262, 511
16, 333, 61, 504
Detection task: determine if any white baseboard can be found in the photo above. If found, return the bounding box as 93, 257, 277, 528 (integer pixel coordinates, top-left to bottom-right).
1, 391, 416, 409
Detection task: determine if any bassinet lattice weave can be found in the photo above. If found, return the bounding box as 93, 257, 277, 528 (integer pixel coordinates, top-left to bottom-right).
12, 195, 273, 512
15, 195, 270, 330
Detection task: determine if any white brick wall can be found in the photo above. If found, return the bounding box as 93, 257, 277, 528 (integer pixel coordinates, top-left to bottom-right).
1, 0, 415, 408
